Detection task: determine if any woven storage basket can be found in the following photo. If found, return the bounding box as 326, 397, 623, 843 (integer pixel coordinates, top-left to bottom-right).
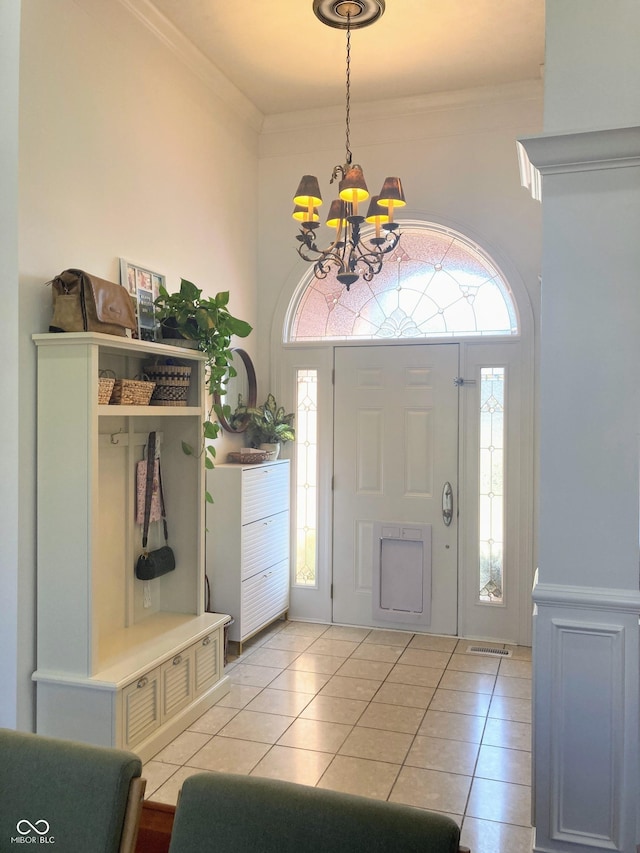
98, 371, 116, 405
143, 363, 192, 407
109, 376, 155, 406
227, 449, 269, 464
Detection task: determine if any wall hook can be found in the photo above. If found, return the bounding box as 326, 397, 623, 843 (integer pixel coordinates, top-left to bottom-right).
110, 428, 125, 445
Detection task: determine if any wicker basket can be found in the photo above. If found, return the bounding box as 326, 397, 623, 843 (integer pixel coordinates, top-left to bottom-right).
227, 449, 269, 464
143, 363, 192, 407
98, 370, 116, 405
109, 375, 155, 406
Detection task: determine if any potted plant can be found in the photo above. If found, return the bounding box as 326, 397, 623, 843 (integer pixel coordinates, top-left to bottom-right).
235, 393, 295, 459
154, 278, 252, 493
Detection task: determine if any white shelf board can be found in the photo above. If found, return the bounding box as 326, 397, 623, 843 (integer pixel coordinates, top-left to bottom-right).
38, 612, 228, 689
99, 405, 202, 417
33, 331, 206, 361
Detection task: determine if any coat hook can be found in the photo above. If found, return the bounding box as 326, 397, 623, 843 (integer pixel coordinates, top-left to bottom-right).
110, 428, 125, 445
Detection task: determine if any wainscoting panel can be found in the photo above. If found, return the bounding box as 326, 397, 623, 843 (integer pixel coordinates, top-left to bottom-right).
532, 582, 640, 853
550, 618, 623, 845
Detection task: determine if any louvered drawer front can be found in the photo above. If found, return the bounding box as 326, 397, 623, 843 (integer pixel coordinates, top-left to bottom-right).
161, 649, 193, 718
241, 510, 289, 580
242, 464, 289, 525
241, 559, 289, 638
122, 668, 161, 750
194, 633, 219, 695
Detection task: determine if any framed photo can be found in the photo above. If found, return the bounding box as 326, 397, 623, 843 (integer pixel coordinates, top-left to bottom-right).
119, 259, 165, 341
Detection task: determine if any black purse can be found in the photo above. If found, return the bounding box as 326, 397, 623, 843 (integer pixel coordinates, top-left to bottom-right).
136, 431, 176, 580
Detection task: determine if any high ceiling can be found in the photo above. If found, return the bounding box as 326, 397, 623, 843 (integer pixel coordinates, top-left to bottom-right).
145, 0, 545, 116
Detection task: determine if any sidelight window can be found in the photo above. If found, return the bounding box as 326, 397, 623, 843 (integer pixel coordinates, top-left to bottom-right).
479, 367, 505, 603
294, 369, 318, 586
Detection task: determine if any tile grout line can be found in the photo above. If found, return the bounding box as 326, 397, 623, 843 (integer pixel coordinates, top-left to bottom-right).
146, 620, 532, 829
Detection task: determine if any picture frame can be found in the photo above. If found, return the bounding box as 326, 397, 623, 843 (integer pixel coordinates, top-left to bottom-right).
119, 259, 165, 342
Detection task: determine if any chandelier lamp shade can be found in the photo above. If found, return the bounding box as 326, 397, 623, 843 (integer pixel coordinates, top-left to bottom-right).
293, 0, 406, 291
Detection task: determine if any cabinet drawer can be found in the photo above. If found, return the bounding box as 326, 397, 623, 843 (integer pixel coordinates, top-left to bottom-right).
241, 559, 289, 639
194, 632, 219, 695
242, 510, 289, 580
122, 668, 161, 750
242, 464, 289, 524
161, 648, 194, 719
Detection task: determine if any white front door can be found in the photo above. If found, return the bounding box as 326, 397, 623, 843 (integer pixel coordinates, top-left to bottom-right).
332, 344, 459, 634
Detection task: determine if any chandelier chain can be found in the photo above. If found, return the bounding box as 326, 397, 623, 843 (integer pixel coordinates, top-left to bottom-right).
293, 1, 404, 291
344, 14, 352, 166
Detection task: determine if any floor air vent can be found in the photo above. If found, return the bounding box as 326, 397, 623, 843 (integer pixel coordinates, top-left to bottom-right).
466, 645, 512, 658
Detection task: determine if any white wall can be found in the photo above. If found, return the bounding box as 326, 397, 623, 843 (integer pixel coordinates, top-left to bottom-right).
6, 0, 260, 729
0, 0, 22, 730
257, 82, 544, 391
544, 0, 640, 134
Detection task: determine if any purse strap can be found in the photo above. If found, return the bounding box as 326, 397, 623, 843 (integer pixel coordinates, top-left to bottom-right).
141, 431, 169, 550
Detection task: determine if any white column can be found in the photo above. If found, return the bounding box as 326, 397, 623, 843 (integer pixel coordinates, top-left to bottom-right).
520, 3, 640, 849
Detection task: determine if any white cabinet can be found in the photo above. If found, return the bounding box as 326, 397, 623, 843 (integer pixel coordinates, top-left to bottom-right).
208, 461, 290, 651
33, 333, 230, 762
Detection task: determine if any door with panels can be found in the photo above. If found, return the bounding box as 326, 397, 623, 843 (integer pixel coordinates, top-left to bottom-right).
332, 344, 459, 634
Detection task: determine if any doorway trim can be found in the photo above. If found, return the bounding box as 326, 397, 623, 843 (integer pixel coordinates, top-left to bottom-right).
271, 221, 535, 645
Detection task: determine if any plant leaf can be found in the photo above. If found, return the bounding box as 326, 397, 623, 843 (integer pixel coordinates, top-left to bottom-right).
203, 420, 219, 439
227, 317, 252, 337
179, 279, 201, 301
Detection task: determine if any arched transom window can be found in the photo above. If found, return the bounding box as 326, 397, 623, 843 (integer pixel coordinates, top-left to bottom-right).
287, 222, 519, 342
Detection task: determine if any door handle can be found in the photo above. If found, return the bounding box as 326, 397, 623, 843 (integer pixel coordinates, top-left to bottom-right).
442, 482, 453, 527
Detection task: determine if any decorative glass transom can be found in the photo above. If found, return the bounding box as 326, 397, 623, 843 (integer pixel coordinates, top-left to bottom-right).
287, 223, 518, 341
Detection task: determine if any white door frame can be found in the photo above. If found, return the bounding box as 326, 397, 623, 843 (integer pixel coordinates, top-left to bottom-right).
277, 334, 534, 646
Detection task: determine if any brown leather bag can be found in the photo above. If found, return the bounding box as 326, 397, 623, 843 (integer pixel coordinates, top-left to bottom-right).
48, 269, 137, 336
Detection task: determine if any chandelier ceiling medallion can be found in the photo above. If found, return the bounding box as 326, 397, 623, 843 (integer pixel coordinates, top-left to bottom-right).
292, 0, 406, 291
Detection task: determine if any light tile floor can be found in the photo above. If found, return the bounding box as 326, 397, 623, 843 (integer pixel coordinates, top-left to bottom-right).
144, 621, 534, 853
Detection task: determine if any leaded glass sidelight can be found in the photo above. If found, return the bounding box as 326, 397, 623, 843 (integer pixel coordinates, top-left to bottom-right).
295, 370, 318, 586
479, 367, 505, 603
288, 223, 518, 342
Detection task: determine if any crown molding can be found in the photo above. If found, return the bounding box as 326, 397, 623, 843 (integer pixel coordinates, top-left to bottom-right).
518, 125, 640, 201
263, 79, 543, 135
116, 0, 264, 132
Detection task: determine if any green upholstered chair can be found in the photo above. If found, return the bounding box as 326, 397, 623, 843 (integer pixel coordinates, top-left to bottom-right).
0, 728, 146, 853
167, 772, 470, 853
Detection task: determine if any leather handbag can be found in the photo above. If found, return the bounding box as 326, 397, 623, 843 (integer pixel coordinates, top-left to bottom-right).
48, 268, 136, 336
136, 431, 176, 581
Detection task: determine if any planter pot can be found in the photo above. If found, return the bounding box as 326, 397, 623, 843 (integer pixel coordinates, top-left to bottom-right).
260, 443, 280, 461
160, 317, 199, 348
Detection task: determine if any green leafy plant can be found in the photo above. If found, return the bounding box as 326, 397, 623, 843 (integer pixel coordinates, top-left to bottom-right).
154, 278, 252, 498
234, 393, 295, 447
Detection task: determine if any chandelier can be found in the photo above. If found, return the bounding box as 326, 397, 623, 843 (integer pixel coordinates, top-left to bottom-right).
292, 0, 406, 291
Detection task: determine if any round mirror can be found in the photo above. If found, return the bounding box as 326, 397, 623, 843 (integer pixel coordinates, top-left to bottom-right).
215, 348, 257, 433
